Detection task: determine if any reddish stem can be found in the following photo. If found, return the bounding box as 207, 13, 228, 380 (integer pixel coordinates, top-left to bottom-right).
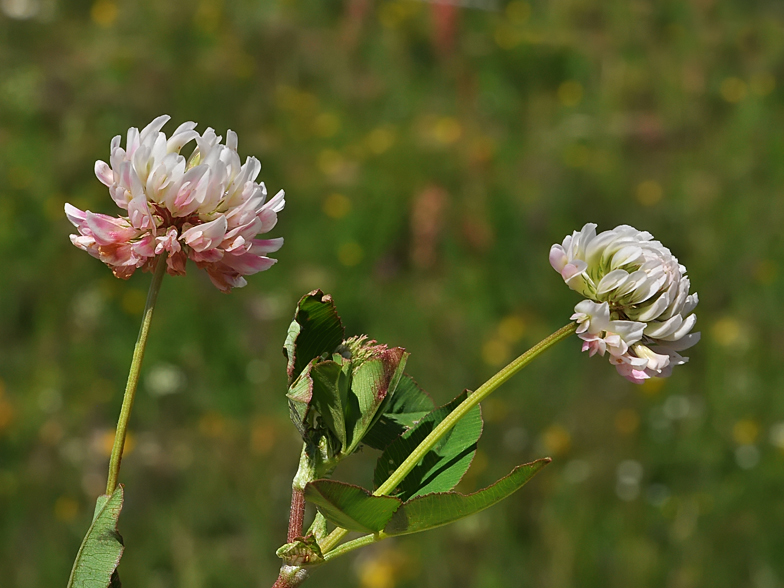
287, 487, 306, 543
272, 565, 309, 588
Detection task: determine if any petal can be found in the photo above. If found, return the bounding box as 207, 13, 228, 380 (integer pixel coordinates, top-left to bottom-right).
64, 203, 87, 227
85, 212, 139, 245
549, 245, 568, 273
221, 251, 278, 275
248, 237, 284, 255
95, 161, 114, 187
596, 268, 630, 295
181, 216, 229, 252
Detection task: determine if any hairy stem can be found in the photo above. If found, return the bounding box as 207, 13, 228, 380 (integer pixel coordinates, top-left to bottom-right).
288, 444, 317, 542
319, 322, 577, 554
105, 256, 168, 494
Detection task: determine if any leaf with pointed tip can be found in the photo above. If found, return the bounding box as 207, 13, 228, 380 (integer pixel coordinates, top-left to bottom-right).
286, 364, 315, 438
304, 480, 401, 533
374, 391, 482, 500
363, 374, 435, 451
67, 486, 125, 588
284, 291, 344, 386
384, 459, 551, 535
344, 347, 409, 453
304, 459, 550, 537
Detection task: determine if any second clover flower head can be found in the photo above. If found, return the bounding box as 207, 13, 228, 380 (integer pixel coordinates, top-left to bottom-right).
65, 115, 285, 292
550, 223, 700, 384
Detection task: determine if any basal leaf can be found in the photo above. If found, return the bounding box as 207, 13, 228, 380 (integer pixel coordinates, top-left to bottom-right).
374, 391, 483, 500
384, 458, 551, 536
284, 291, 344, 385
304, 480, 401, 533
67, 486, 125, 588
344, 346, 408, 453
363, 374, 434, 451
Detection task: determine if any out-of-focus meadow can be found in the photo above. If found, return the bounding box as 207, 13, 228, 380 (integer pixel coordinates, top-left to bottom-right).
2, 1, 784, 586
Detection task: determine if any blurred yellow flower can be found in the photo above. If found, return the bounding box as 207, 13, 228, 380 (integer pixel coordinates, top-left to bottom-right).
720, 77, 747, 103
322, 193, 352, 219
558, 81, 584, 107
636, 180, 663, 206
338, 242, 364, 266
542, 424, 571, 455
733, 419, 759, 446
750, 72, 775, 96
482, 339, 510, 367
54, 496, 80, 523
615, 408, 640, 435
91, 0, 118, 27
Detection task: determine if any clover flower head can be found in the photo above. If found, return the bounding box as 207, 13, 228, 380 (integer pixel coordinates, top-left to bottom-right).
551, 223, 700, 384
65, 115, 285, 292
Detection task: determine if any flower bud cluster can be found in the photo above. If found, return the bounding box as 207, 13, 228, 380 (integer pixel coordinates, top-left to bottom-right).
550, 223, 699, 383
65, 115, 284, 292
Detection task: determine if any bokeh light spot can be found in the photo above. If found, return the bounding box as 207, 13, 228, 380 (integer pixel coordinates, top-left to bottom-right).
322, 193, 352, 219
433, 117, 462, 145
54, 496, 79, 523
636, 180, 663, 206
506, 0, 531, 23
542, 424, 571, 456
199, 411, 226, 439
733, 418, 759, 445
750, 72, 775, 96
482, 338, 510, 366
250, 417, 276, 455
640, 377, 665, 396
366, 126, 397, 154
337, 241, 364, 266
711, 316, 742, 347
720, 77, 747, 103
497, 315, 525, 343
121, 289, 146, 316
314, 112, 340, 138
615, 408, 640, 435
98, 430, 135, 457
558, 80, 584, 107
494, 24, 523, 50
563, 144, 590, 168
90, 0, 117, 27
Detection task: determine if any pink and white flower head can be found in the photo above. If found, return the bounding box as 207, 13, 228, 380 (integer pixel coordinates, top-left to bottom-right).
65, 115, 285, 292
551, 223, 699, 384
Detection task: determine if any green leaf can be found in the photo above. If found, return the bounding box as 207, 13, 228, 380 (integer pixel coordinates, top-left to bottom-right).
384, 459, 551, 535
363, 374, 434, 451
286, 365, 315, 438
67, 486, 125, 588
284, 291, 344, 386
344, 346, 408, 453
304, 480, 401, 533
374, 391, 483, 500
309, 358, 352, 450
304, 459, 551, 537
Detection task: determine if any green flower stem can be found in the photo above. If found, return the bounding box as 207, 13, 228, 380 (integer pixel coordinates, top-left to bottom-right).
105, 256, 168, 495
322, 533, 386, 562
319, 322, 577, 555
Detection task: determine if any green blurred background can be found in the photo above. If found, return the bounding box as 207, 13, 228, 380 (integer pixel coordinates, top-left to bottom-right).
2, 1, 783, 586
